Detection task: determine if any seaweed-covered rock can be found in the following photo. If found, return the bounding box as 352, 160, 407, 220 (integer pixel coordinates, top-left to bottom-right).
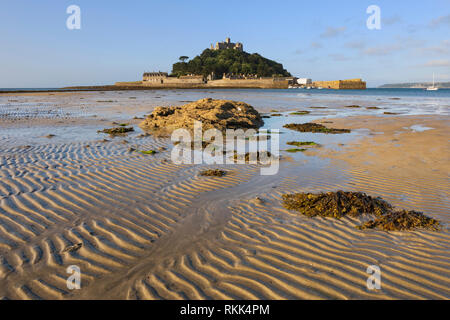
282, 191, 392, 218
141, 98, 264, 133
98, 126, 134, 135
282, 191, 441, 231
290, 111, 310, 115
283, 123, 351, 134
285, 148, 306, 153
358, 210, 440, 231
286, 141, 320, 147
199, 169, 227, 177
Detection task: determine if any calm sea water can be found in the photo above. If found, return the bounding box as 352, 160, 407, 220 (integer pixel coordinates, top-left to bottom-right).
1, 87, 450, 95
1, 88, 449, 117
144, 88, 450, 116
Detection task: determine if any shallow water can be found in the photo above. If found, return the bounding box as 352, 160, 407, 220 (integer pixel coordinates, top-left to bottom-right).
1, 88, 448, 148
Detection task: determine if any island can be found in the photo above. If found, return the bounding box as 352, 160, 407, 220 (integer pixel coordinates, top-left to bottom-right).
113, 38, 366, 90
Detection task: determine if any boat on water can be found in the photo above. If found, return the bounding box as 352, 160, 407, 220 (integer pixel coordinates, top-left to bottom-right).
426, 73, 439, 91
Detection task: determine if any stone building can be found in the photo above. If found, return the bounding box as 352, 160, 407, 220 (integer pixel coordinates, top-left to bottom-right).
142, 72, 168, 83
297, 78, 312, 85
210, 37, 243, 52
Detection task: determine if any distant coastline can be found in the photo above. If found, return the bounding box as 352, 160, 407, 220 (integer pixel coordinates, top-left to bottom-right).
379, 82, 450, 89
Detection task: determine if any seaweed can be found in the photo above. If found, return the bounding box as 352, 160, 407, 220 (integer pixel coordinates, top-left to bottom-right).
344, 105, 362, 108
358, 210, 440, 231
98, 126, 134, 135
271, 113, 283, 117
287, 141, 319, 147
199, 169, 227, 177
285, 148, 307, 153
282, 191, 440, 231
283, 123, 351, 134
290, 111, 310, 115
282, 191, 392, 218
173, 140, 215, 150
366, 107, 381, 110
384, 112, 399, 115
233, 151, 273, 162
140, 150, 157, 155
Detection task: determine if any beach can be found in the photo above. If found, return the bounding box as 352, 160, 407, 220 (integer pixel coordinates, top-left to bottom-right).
0, 89, 449, 299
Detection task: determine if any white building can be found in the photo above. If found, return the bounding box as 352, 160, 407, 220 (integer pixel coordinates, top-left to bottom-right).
297, 78, 312, 85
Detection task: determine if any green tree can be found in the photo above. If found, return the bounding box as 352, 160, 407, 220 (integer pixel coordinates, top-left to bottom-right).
171, 48, 291, 78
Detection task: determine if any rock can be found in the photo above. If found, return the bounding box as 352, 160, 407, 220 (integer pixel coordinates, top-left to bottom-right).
358, 210, 440, 231
140, 98, 264, 134
63, 243, 82, 253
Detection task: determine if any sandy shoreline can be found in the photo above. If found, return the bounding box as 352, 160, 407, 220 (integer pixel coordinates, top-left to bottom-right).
0, 94, 449, 299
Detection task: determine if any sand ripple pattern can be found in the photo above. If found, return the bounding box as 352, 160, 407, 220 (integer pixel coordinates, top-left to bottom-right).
0, 141, 449, 299
130, 165, 450, 300
0, 139, 258, 299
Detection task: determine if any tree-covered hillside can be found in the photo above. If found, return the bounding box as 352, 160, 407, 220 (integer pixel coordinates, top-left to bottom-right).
171, 49, 291, 78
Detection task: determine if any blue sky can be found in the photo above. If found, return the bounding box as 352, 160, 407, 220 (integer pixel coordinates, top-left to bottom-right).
1, 0, 449, 87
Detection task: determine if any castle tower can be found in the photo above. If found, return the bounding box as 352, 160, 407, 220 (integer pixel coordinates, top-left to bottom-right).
226, 37, 230, 44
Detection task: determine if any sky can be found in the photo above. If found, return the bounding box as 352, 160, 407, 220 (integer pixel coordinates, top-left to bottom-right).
0, 0, 449, 88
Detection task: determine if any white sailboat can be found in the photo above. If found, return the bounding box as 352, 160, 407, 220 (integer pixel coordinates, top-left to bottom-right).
426, 73, 438, 91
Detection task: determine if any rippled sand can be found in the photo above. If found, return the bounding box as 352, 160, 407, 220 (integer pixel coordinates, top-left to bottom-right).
0, 91, 448, 299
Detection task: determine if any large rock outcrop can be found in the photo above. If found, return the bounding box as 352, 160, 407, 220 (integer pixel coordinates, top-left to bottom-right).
140, 98, 264, 133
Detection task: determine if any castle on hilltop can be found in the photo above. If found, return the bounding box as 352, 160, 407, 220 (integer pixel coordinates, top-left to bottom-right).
210, 37, 243, 52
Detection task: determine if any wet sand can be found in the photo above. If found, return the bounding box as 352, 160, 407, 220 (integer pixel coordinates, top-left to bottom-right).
0, 93, 449, 299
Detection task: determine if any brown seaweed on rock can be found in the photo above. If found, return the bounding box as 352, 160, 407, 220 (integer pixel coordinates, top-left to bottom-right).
98, 127, 134, 136
199, 169, 227, 177
358, 210, 440, 231
282, 191, 441, 231
233, 151, 273, 162
282, 191, 392, 218
283, 123, 351, 134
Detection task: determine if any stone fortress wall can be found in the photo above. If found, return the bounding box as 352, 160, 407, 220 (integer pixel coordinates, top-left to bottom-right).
206, 78, 290, 89
313, 78, 366, 89
118, 76, 365, 90
121, 77, 291, 89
